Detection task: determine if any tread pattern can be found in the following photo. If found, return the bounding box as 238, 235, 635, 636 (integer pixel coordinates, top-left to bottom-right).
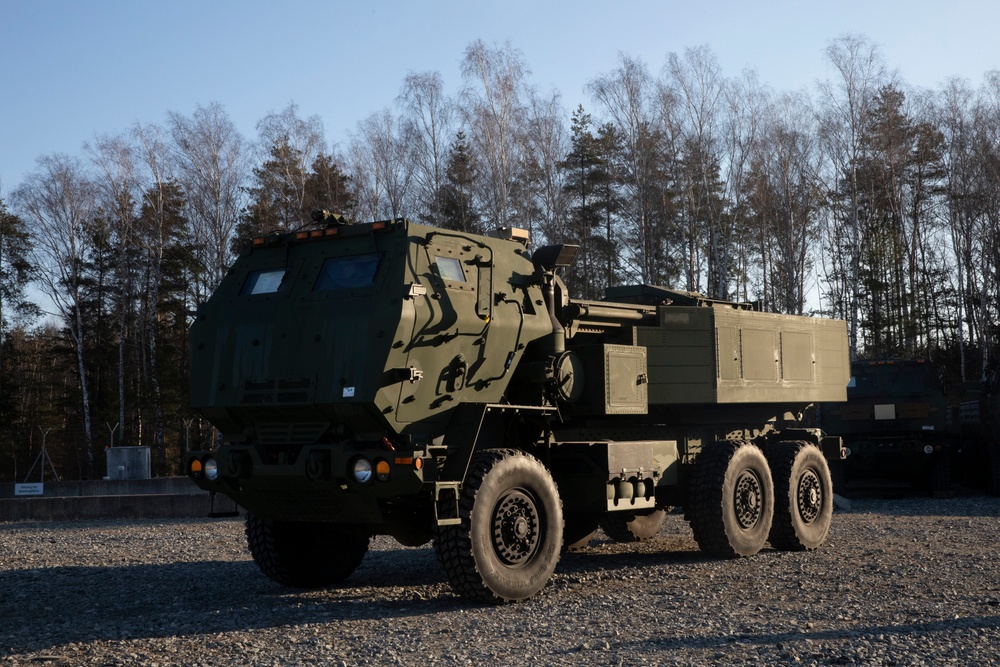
434, 448, 562, 603
687, 440, 743, 557
767, 441, 833, 551
687, 441, 773, 558
434, 450, 511, 602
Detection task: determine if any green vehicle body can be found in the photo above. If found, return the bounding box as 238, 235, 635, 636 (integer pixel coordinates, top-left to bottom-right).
186, 216, 850, 602
819, 359, 951, 495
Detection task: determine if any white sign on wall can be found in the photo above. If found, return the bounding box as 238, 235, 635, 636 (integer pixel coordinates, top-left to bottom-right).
14, 483, 44, 496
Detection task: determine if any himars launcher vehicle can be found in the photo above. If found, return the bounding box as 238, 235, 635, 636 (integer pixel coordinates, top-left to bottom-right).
186, 214, 850, 603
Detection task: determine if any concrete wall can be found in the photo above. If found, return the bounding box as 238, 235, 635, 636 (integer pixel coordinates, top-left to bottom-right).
0, 476, 201, 499
0, 477, 240, 522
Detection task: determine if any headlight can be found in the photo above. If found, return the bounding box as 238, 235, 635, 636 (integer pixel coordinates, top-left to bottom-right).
352, 457, 373, 484
204, 457, 219, 481
923, 444, 935, 455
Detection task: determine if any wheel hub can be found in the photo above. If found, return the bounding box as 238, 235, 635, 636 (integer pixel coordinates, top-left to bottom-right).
797, 469, 823, 524
492, 489, 541, 566
734, 470, 763, 530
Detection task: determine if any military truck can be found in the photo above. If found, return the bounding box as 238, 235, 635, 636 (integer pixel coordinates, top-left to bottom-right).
953, 362, 1000, 496
185, 215, 849, 603
819, 359, 952, 496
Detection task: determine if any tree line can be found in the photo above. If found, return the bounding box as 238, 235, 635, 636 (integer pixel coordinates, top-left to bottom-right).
2, 35, 999, 482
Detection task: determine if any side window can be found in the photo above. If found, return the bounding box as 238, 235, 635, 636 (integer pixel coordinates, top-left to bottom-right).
435, 256, 466, 283
314, 253, 381, 291
241, 269, 287, 295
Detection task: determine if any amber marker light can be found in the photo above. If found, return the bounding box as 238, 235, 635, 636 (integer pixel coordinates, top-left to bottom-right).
393, 457, 424, 470
190, 459, 203, 475
375, 459, 391, 482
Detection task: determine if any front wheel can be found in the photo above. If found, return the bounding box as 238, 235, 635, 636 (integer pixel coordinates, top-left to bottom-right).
767, 441, 833, 551
434, 449, 563, 603
245, 515, 370, 588
687, 441, 774, 558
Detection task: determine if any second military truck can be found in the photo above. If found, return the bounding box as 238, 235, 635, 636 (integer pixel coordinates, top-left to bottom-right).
186, 215, 850, 603
820, 359, 953, 496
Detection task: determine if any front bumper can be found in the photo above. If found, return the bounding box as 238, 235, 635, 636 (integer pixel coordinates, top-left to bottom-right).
186, 443, 431, 523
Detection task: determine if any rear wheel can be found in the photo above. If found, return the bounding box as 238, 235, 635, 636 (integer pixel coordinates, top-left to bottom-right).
767, 441, 833, 551
245, 515, 369, 588
687, 441, 773, 558
600, 509, 666, 543
434, 449, 563, 603
563, 513, 600, 551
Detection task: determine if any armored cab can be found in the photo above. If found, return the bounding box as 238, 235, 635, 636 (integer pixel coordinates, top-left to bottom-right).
819, 359, 952, 496
187, 217, 849, 603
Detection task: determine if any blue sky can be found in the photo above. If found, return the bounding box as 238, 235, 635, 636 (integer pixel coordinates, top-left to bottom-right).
2, 0, 999, 194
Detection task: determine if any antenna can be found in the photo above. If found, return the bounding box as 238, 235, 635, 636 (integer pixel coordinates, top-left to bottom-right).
23, 427, 59, 483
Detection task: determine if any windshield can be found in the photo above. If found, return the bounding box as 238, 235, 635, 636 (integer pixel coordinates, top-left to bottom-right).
314, 253, 381, 291
241, 269, 287, 295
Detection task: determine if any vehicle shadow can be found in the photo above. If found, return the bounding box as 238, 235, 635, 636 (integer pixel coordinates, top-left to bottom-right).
841, 493, 1000, 517
0, 537, 710, 656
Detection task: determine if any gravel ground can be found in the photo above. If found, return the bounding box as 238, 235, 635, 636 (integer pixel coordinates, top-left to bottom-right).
2, 495, 1000, 666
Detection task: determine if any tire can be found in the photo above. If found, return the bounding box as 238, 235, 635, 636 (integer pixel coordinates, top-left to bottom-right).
563, 513, 600, 551
245, 514, 369, 588
988, 440, 1000, 497
929, 449, 952, 498
434, 449, 563, 603
600, 509, 666, 543
767, 441, 833, 551
687, 441, 773, 558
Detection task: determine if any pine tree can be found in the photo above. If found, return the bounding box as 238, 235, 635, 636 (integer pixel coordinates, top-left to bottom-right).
440, 132, 480, 233
304, 153, 355, 219
560, 106, 607, 298
233, 138, 307, 253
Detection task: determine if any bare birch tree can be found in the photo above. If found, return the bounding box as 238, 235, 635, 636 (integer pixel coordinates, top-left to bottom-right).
13, 155, 97, 474
666, 45, 729, 297
255, 103, 327, 227
132, 122, 177, 473
971, 71, 1000, 372
168, 102, 249, 299
460, 39, 529, 230
589, 54, 659, 283
86, 133, 140, 448
750, 92, 824, 314
722, 69, 768, 303
348, 108, 414, 221
817, 34, 888, 359
522, 88, 569, 242
399, 71, 454, 226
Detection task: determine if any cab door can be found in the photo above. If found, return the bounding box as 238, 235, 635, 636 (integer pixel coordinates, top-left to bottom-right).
396, 232, 493, 423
